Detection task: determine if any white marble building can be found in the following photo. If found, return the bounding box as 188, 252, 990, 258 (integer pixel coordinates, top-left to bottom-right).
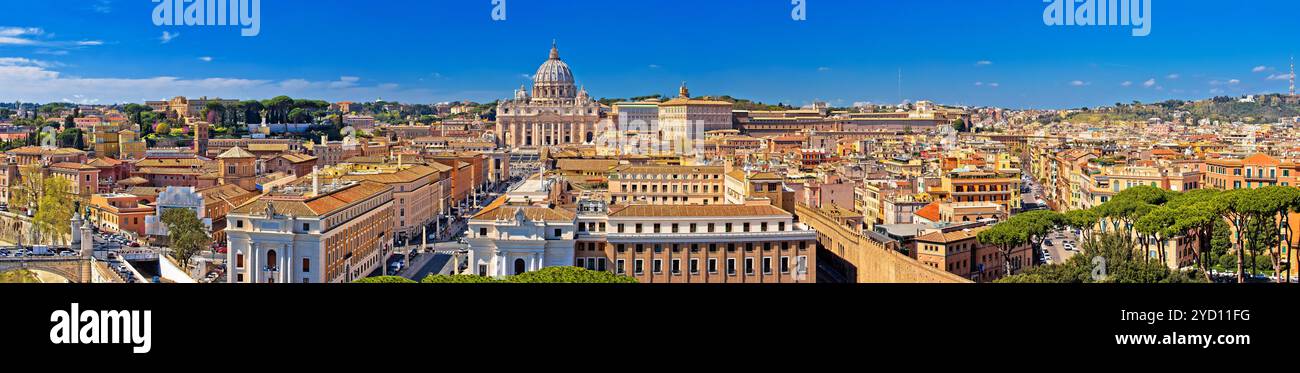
464, 202, 577, 277
496, 42, 603, 149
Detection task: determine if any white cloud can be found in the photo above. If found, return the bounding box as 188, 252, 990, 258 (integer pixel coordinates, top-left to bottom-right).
198, 56, 213, 62
988, 82, 999, 88
1253, 66, 1272, 73
1070, 80, 1089, 87
1210, 88, 1225, 94
1228, 79, 1240, 85
974, 82, 983, 86
90, 0, 112, 14
1267, 73, 1293, 81
1143, 78, 1157, 88
76, 40, 103, 46
817, 67, 832, 72
0, 57, 53, 68
648, 64, 660, 69
1121, 81, 1133, 87
160, 31, 179, 44
329, 76, 361, 89
0, 61, 438, 104
0, 27, 43, 37
975, 60, 992, 66
1166, 74, 1180, 80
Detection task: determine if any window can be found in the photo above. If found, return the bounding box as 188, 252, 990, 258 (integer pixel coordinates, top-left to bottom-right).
652, 259, 662, 274
553, 229, 562, 237
781, 256, 790, 273
745, 258, 755, 275
478, 264, 488, 276
236, 253, 245, 268
671, 259, 681, 274
236, 274, 244, 282
479, 228, 488, 236
616, 259, 626, 274
576, 257, 585, 267
763, 257, 773, 274
690, 258, 700, 274
236, 220, 244, 228
635, 259, 644, 275
727, 258, 737, 275
597, 258, 606, 272
708, 258, 718, 273
302, 258, 310, 273
796, 256, 808, 275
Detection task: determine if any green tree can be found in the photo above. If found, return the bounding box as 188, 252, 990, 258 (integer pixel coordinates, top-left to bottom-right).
33, 176, 73, 245
504, 266, 639, 283
421, 274, 500, 283
354, 276, 417, 284
161, 208, 211, 269
154, 122, 171, 136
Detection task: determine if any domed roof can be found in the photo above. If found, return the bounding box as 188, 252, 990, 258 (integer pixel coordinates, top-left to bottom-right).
533, 42, 575, 87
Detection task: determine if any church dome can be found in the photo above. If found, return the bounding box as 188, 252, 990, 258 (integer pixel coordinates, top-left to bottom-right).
531, 42, 577, 100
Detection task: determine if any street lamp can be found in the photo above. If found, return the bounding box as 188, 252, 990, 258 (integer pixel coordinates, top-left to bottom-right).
264, 264, 279, 284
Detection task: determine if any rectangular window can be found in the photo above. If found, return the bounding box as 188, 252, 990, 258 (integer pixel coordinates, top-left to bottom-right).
796, 256, 808, 275
781, 256, 790, 273
746, 258, 755, 275
479, 228, 488, 236
635, 259, 644, 275
616, 259, 626, 274
585, 258, 596, 270
727, 258, 737, 275
671, 259, 681, 274
652, 259, 663, 274
236, 253, 245, 268
709, 258, 718, 273
576, 257, 585, 267
690, 258, 700, 274
763, 257, 773, 274
302, 258, 310, 273
597, 258, 607, 272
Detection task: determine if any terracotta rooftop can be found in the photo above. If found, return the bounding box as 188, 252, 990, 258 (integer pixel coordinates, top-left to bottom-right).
216, 146, 256, 159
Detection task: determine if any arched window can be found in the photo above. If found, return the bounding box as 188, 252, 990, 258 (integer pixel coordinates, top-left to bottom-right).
514, 258, 526, 275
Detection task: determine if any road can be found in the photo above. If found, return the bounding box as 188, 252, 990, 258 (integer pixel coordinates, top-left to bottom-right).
1042, 229, 1079, 265
401, 253, 453, 280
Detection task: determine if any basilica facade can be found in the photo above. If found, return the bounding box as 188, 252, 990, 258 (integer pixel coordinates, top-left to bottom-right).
496, 43, 602, 149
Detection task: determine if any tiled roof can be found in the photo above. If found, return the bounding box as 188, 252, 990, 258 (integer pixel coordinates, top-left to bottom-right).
341, 165, 437, 184
232, 181, 391, 218
216, 146, 255, 159
557, 159, 620, 172
471, 198, 575, 223
916, 226, 989, 244
915, 202, 941, 222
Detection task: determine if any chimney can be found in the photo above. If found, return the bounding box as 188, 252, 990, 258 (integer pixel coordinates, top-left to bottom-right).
312, 166, 320, 197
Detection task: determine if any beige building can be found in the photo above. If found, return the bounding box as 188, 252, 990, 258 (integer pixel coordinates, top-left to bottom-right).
608, 164, 725, 205
226, 180, 395, 283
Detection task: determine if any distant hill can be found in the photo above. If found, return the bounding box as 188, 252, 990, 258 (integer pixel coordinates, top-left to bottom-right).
1062, 94, 1300, 124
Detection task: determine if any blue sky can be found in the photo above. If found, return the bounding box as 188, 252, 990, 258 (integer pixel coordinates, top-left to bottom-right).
1, 0, 1297, 108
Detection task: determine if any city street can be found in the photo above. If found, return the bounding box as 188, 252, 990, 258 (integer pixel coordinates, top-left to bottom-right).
1042, 229, 1079, 265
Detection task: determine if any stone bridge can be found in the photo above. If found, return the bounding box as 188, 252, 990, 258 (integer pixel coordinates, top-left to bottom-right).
0, 256, 92, 283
